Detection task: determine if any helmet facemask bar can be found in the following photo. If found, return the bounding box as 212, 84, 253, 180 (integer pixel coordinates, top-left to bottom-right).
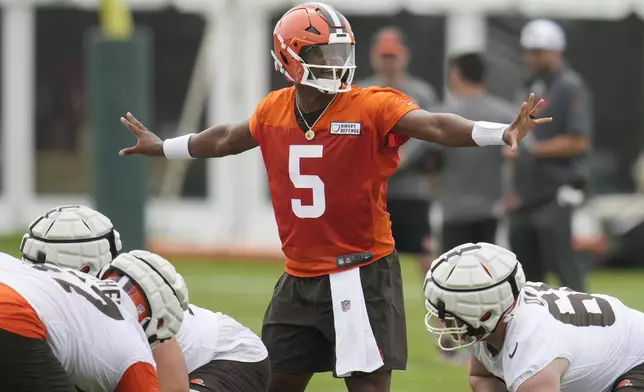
424, 299, 487, 351
108, 274, 150, 323
299, 43, 356, 93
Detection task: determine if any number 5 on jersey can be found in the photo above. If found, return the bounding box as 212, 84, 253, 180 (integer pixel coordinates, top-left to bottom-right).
289, 145, 325, 219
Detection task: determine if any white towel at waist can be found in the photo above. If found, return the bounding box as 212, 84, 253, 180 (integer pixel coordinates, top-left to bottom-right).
329, 267, 384, 377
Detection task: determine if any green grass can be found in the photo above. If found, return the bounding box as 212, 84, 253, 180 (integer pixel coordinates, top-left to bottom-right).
1, 235, 643, 391
176, 259, 644, 392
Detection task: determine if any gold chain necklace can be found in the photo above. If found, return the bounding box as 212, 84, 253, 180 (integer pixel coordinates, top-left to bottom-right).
296, 94, 337, 140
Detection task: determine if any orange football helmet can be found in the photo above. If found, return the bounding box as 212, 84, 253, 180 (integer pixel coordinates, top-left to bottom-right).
271, 3, 356, 94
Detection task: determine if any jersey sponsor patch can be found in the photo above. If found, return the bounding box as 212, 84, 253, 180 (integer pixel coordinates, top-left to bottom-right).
330, 122, 361, 135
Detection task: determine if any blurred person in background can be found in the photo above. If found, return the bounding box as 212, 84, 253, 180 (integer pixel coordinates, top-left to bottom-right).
356, 27, 437, 107
436, 53, 515, 253
413, 52, 516, 365
356, 27, 439, 276
506, 19, 592, 291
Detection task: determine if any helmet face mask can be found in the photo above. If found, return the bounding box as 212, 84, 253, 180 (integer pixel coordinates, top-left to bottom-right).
297, 43, 356, 93
424, 300, 488, 351
102, 270, 151, 322
423, 242, 526, 351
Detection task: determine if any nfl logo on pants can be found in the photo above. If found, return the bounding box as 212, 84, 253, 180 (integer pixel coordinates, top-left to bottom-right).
341, 300, 351, 312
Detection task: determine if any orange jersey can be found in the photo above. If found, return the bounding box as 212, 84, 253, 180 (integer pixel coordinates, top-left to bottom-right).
250, 85, 420, 277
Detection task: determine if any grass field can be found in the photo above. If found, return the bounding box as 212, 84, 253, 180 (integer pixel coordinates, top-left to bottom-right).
181, 259, 644, 392
1, 235, 643, 391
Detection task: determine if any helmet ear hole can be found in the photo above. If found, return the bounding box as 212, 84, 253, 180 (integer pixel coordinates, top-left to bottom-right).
480, 311, 493, 322
280, 52, 289, 65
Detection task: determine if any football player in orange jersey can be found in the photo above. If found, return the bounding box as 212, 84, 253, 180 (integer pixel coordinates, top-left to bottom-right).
119, 3, 551, 391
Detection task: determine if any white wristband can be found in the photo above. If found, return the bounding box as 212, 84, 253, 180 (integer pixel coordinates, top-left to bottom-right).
163, 134, 195, 159
471, 121, 508, 146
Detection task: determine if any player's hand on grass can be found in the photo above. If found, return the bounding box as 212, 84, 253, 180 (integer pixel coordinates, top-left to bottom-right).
119, 112, 164, 156
503, 93, 553, 151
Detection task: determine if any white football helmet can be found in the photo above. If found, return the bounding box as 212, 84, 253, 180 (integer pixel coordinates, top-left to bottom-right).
20, 205, 122, 276
98, 250, 189, 348
423, 242, 526, 351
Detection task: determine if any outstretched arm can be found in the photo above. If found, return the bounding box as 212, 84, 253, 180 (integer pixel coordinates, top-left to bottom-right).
119, 113, 258, 159
186, 121, 258, 158
393, 94, 551, 150
394, 111, 488, 147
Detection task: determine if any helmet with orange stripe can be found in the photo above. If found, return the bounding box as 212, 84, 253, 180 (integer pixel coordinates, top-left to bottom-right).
271, 2, 356, 94
98, 250, 189, 348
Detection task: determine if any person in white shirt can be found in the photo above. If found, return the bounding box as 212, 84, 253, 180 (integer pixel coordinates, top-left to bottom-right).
22, 205, 270, 392
0, 248, 186, 392
423, 242, 644, 392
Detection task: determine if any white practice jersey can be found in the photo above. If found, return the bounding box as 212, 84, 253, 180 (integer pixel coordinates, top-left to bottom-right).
177, 304, 268, 373
468, 282, 644, 392
0, 255, 155, 392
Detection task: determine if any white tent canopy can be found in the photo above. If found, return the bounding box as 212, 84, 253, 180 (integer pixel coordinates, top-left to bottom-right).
16, 0, 644, 19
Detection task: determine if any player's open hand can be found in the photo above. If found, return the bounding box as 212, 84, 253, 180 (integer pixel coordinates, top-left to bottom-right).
119, 112, 164, 156
503, 93, 553, 151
